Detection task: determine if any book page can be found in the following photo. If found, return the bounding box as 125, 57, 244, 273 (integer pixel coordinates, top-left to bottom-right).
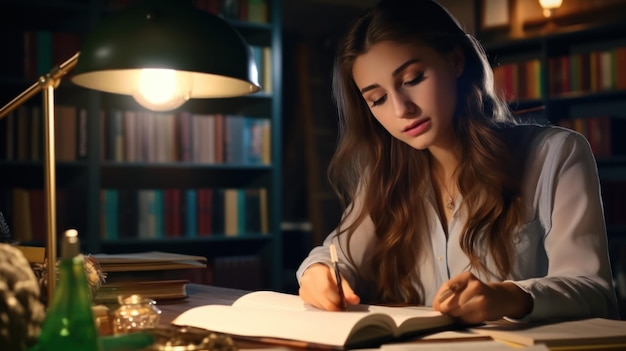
234, 291, 451, 328
232, 290, 319, 311
366, 305, 450, 330
470, 318, 626, 347
381, 340, 549, 350
420, 330, 489, 341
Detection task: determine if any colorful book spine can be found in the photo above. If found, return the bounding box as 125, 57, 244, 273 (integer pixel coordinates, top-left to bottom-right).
98, 186, 269, 239
102, 189, 119, 240
185, 189, 198, 237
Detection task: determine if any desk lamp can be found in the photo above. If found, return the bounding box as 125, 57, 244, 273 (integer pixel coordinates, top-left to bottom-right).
0, 0, 260, 301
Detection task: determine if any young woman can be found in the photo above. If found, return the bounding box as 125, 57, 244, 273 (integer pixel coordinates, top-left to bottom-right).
296, 0, 619, 323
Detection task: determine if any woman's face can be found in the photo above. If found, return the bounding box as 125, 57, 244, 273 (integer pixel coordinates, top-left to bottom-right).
352, 40, 463, 151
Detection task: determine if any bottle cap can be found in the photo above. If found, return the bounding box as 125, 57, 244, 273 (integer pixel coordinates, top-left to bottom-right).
62, 229, 80, 259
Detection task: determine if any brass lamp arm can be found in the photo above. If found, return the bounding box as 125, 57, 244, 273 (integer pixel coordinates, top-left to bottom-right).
0, 52, 80, 301
0, 52, 80, 119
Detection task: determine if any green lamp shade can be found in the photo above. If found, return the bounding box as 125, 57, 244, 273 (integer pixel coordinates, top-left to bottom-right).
71, 0, 261, 99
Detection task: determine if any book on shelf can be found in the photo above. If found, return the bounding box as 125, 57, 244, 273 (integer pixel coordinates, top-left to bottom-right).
54, 105, 78, 161
548, 47, 626, 95
99, 186, 268, 239
171, 290, 456, 349
5, 187, 84, 245
492, 59, 543, 102
0, 105, 82, 162
556, 116, 626, 159
94, 279, 189, 303
164, 188, 182, 237
97, 109, 270, 165
469, 318, 626, 349
91, 251, 207, 272
14, 245, 45, 264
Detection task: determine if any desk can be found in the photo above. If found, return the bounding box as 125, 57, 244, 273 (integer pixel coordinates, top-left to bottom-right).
156, 284, 286, 350
153, 284, 626, 351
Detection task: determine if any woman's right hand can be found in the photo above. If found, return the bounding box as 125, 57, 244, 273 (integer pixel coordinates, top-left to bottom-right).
298, 263, 360, 311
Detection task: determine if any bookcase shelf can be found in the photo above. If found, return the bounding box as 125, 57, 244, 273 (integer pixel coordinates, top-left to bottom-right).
99, 165, 272, 188
0, 161, 88, 185
0, 0, 284, 291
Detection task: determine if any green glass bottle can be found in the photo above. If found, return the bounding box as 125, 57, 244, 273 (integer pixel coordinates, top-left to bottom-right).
33, 229, 102, 351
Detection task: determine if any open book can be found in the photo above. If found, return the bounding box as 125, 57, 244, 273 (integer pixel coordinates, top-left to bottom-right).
172, 290, 456, 349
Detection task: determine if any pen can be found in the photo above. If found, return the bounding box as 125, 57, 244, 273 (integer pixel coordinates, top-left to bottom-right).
438, 284, 457, 303
329, 244, 347, 310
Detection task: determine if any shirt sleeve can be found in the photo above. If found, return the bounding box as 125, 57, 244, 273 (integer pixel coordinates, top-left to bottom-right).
295, 230, 339, 282
295, 195, 378, 293
512, 131, 619, 321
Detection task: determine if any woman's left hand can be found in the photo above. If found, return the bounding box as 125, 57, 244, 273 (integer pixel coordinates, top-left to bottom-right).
432, 271, 533, 324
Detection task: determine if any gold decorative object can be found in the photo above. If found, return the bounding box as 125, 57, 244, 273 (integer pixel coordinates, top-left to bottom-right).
31, 254, 106, 305
113, 295, 162, 335
147, 326, 238, 351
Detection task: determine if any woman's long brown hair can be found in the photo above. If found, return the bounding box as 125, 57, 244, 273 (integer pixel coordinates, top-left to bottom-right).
329, 0, 525, 304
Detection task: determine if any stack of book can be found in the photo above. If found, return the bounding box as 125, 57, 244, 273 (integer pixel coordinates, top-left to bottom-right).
91, 251, 207, 303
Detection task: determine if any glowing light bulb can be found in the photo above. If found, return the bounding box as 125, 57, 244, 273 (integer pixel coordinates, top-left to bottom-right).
132, 69, 192, 111
539, 0, 563, 9
539, 0, 563, 17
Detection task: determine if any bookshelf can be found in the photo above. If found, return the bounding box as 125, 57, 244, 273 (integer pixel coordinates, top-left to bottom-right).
0, 0, 284, 291
478, 18, 626, 312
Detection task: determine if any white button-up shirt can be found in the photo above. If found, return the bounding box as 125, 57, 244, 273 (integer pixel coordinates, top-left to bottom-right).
296, 125, 619, 321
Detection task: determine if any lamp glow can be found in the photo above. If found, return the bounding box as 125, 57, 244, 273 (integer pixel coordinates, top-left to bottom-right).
0, 0, 261, 302
132, 69, 192, 111
539, 0, 563, 17
71, 0, 260, 105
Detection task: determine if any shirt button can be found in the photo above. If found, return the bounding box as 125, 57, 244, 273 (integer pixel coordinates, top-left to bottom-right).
438, 256, 443, 261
